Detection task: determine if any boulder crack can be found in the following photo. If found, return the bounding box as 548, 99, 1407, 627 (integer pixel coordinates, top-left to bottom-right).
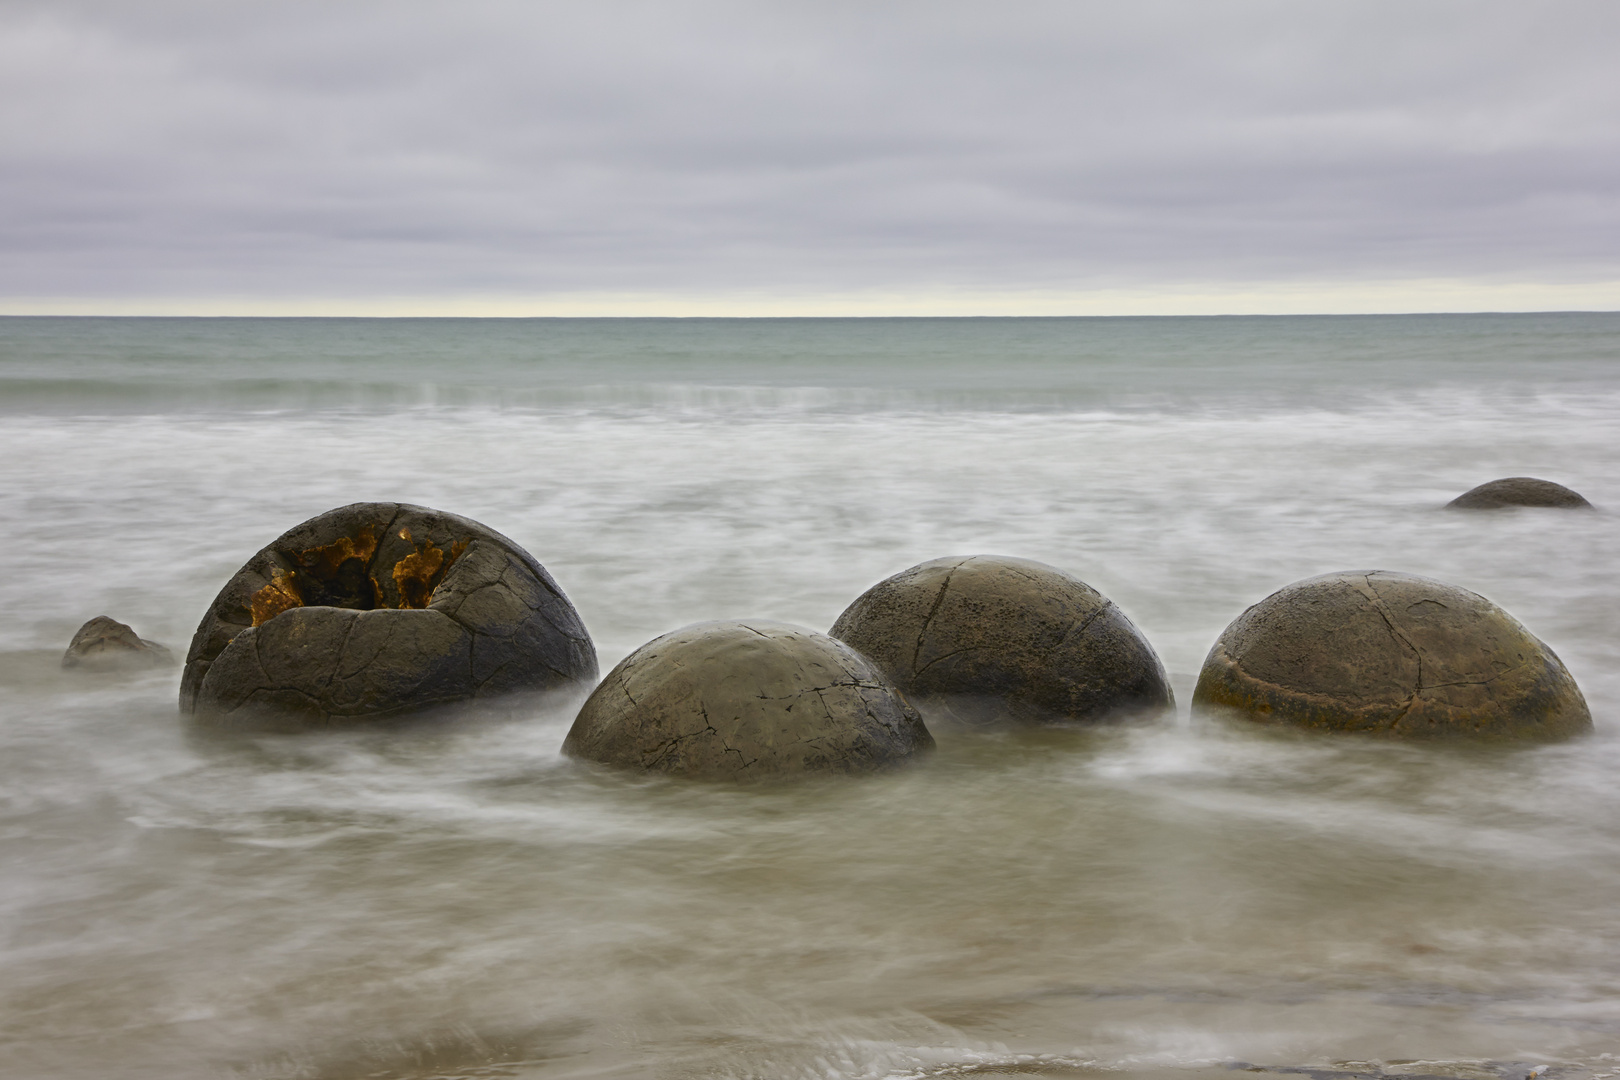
1041, 601, 1113, 661
1358, 573, 1425, 692
913, 559, 971, 670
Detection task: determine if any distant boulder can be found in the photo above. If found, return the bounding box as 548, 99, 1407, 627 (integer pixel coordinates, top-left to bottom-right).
1192, 570, 1591, 740
181, 502, 597, 728
62, 616, 173, 671
563, 621, 933, 780
1447, 477, 1592, 510
829, 555, 1174, 726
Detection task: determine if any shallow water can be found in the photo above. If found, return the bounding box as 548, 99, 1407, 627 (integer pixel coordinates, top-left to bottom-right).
1, 315, 1618, 1080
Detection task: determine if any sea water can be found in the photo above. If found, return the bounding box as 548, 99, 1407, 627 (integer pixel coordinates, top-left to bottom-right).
1, 315, 1617, 1080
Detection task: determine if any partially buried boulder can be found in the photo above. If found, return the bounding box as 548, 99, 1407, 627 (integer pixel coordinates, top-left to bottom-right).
829, 555, 1174, 726
562, 621, 933, 780
1447, 477, 1592, 509
62, 616, 173, 671
181, 502, 597, 727
1192, 570, 1590, 740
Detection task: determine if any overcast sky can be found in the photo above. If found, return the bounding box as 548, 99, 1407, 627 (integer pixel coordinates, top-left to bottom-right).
2, 0, 1617, 314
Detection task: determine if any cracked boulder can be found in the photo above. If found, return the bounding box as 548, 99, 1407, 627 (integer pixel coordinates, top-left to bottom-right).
1192, 570, 1590, 739
62, 616, 173, 671
1447, 477, 1593, 510
562, 621, 933, 780
180, 502, 598, 727
828, 555, 1174, 726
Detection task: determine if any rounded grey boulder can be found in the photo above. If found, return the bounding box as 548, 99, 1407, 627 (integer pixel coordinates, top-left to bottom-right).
829, 555, 1174, 726
1192, 570, 1591, 740
1447, 477, 1592, 509
562, 621, 933, 780
62, 616, 173, 671
181, 502, 597, 727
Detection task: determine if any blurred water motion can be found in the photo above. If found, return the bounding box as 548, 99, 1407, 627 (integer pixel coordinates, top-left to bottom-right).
0, 315, 1617, 1080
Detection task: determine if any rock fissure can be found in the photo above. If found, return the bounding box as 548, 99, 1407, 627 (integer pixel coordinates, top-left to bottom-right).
1220, 648, 1406, 712
1381, 692, 1420, 732
1359, 573, 1426, 691
1420, 671, 1517, 690
1040, 601, 1113, 661
912, 560, 969, 670
321, 615, 362, 694
912, 646, 979, 678
755, 679, 864, 700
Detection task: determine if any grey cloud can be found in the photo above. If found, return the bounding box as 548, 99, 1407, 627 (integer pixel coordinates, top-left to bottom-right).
2, 0, 1617, 300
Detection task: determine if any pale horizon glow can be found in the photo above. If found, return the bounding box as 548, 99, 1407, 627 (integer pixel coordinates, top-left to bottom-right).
6, 278, 1619, 319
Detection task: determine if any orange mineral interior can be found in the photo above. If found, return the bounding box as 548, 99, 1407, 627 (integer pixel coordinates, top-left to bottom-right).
249, 526, 468, 627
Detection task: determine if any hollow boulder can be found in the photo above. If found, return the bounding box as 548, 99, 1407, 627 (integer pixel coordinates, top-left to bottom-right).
562, 621, 933, 780
181, 502, 597, 727
1447, 477, 1592, 509
829, 555, 1174, 726
1192, 570, 1590, 739
62, 616, 173, 671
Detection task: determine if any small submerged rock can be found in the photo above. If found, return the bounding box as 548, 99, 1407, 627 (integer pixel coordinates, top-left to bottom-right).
181, 502, 597, 728
1192, 570, 1591, 740
62, 616, 172, 671
1447, 477, 1592, 509
563, 620, 933, 780
829, 555, 1174, 726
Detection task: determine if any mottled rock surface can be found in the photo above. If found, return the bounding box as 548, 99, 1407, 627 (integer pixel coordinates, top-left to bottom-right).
1447, 477, 1593, 509
563, 621, 933, 780
181, 502, 597, 727
829, 555, 1174, 726
62, 616, 172, 671
1192, 570, 1590, 739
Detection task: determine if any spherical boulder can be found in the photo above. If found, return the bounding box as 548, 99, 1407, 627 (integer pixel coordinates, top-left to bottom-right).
1192, 570, 1590, 740
562, 621, 933, 780
829, 555, 1174, 726
1447, 477, 1592, 509
181, 502, 597, 727
62, 616, 173, 671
